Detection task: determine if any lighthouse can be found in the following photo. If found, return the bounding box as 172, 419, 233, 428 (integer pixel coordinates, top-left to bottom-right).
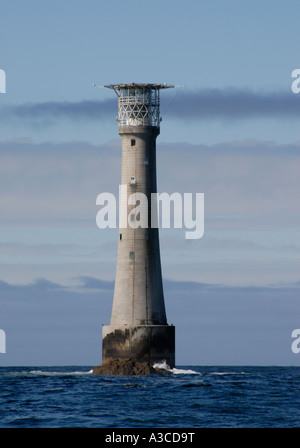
101, 83, 175, 368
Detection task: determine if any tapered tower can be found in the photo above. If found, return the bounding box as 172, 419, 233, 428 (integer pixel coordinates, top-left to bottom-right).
102, 83, 175, 367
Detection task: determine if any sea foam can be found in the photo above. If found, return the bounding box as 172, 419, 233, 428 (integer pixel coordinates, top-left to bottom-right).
153, 360, 201, 375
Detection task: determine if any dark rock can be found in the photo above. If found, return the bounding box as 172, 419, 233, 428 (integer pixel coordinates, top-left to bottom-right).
92, 358, 171, 376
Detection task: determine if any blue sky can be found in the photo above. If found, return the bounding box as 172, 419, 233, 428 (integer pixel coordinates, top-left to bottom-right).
0, 0, 300, 366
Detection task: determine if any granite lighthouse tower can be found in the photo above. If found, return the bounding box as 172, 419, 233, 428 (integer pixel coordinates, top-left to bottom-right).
100, 83, 175, 369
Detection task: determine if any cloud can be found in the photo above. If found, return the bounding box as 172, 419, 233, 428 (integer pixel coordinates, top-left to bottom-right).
0, 278, 66, 292
0, 139, 121, 220
77, 276, 114, 290
1, 138, 299, 221
0, 99, 116, 125
1, 88, 300, 127
165, 87, 300, 120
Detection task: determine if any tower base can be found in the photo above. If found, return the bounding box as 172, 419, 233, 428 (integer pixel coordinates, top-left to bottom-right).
102, 325, 175, 368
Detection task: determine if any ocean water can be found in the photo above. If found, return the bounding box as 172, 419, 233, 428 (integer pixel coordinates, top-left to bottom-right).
0, 363, 299, 428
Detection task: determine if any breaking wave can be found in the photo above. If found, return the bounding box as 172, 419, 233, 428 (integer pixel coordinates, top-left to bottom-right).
153, 361, 201, 375
29, 369, 93, 376
211, 371, 249, 375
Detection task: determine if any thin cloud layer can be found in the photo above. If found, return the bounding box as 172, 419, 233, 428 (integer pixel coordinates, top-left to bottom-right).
1, 138, 299, 220
1, 88, 300, 125
0, 99, 116, 125
166, 88, 300, 120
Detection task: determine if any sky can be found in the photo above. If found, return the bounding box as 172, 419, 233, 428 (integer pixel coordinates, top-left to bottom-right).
0, 0, 299, 366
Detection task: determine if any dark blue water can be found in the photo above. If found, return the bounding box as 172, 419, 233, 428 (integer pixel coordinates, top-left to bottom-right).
0, 365, 299, 428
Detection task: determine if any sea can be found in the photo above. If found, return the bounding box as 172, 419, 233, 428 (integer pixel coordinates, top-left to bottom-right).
0, 363, 299, 429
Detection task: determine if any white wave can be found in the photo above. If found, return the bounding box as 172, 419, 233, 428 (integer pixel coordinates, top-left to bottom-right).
29, 369, 93, 376
211, 371, 249, 375
153, 361, 201, 375
172, 367, 201, 375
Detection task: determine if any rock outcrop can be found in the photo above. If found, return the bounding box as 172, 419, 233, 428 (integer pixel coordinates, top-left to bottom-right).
92, 358, 171, 376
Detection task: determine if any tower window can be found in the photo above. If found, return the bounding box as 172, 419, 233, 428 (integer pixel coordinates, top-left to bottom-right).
129, 251, 135, 259
131, 139, 136, 146
119, 233, 122, 240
